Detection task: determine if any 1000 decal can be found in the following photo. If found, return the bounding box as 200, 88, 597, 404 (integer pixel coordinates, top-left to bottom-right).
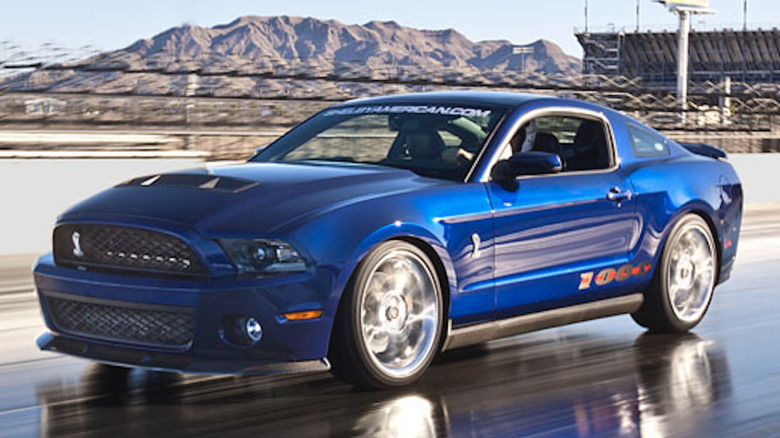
579, 263, 652, 290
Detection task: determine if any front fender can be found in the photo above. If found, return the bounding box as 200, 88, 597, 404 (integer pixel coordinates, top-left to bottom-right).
285, 183, 495, 326
304, 220, 457, 324
345, 221, 457, 299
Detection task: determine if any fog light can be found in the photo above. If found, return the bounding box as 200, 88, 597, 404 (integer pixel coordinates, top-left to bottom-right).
245, 317, 263, 342
219, 315, 263, 346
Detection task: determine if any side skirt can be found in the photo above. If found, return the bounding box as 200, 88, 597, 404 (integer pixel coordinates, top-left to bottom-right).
442, 294, 644, 351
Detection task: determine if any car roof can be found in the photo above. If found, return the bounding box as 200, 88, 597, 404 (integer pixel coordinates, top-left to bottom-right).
337, 91, 625, 118
339, 91, 559, 109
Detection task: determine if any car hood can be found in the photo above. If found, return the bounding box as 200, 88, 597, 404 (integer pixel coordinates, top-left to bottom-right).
59, 162, 450, 236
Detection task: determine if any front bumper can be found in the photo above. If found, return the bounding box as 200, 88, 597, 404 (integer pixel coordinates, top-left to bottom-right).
36, 332, 331, 375
34, 253, 341, 374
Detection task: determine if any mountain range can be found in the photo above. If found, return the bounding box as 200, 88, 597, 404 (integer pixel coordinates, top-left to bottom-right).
2, 16, 581, 97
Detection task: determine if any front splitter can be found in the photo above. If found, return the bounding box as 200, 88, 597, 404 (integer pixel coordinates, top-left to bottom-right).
36, 331, 331, 376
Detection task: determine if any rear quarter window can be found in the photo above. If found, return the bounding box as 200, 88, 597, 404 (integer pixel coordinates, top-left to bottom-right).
628, 125, 670, 158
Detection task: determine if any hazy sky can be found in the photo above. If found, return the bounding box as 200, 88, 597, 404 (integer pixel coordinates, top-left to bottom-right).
1, 0, 774, 57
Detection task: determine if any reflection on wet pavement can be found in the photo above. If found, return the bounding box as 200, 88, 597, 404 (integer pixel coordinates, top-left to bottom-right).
30, 332, 729, 437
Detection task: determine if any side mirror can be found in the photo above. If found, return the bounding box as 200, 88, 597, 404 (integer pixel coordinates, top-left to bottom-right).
254, 145, 268, 155
491, 151, 563, 192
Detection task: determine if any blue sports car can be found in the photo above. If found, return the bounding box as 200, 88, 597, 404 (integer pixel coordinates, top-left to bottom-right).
33, 92, 743, 388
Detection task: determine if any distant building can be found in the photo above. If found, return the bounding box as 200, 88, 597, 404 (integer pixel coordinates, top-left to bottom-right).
24, 98, 66, 115
577, 28, 780, 88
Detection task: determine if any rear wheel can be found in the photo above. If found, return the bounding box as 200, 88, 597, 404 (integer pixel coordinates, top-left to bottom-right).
329, 241, 444, 388
632, 214, 717, 332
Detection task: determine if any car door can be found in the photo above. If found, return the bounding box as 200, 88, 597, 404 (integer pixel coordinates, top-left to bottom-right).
486, 110, 640, 316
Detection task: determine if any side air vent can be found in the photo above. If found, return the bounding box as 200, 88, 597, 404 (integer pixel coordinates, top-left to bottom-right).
118, 173, 259, 193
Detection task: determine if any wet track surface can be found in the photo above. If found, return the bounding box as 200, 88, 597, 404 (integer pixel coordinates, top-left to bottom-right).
1, 206, 779, 437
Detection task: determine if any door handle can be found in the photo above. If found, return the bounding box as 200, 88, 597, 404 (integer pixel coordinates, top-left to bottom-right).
607, 187, 632, 203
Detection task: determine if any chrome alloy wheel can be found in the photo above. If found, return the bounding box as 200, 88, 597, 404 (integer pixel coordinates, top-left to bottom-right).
359, 249, 440, 379
666, 222, 716, 324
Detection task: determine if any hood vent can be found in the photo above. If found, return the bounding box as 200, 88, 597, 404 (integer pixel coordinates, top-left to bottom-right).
118, 173, 259, 193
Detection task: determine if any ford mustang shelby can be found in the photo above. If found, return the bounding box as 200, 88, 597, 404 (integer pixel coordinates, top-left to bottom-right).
33, 92, 742, 388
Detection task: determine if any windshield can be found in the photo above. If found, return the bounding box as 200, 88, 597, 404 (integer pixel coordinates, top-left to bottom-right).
253, 104, 507, 181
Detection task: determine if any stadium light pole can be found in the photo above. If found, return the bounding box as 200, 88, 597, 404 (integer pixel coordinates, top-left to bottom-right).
677, 9, 691, 117
637, 0, 641, 32
656, 1, 715, 122
584, 0, 589, 33
512, 46, 533, 75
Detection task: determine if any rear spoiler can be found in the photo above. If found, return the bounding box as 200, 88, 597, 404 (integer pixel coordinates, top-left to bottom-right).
679, 142, 728, 160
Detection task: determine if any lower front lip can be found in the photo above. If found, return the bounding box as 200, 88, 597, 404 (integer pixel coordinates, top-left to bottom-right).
36, 331, 331, 375
33, 254, 338, 366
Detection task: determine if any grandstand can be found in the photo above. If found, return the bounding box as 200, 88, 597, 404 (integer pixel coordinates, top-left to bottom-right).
577, 28, 780, 88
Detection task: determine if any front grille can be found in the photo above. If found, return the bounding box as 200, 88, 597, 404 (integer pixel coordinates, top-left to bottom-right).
46, 295, 194, 349
54, 224, 206, 276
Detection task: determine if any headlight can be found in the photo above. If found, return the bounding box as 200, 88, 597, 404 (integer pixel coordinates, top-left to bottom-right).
219, 239, 307, 275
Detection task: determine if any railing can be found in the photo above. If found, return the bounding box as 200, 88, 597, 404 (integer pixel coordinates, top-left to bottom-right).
575, 22, 780, 35
3, 67, 778, 127
2, 43, 780, 157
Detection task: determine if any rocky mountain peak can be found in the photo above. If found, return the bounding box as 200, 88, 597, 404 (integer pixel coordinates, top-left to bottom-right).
2, 15, 582, 96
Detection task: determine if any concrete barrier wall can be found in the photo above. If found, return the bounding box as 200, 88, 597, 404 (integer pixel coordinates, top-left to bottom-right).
728, 154, 780, 205
0, 153, 778, 256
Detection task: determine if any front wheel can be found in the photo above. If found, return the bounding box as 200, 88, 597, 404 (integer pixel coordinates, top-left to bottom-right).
632, 214, 718, 332
329, 241, 444, 388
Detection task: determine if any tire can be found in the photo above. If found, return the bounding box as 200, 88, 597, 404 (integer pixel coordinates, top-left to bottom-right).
329, 240, 444, 388
632, 214, 718, 332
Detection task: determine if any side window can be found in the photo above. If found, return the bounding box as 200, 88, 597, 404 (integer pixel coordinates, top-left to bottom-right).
498, 114, 613, 173
535, 116, 612, 172
628, 125, 669, 158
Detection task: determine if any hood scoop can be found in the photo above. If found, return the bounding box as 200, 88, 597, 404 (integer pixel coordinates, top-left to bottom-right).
118, 173, 259, 193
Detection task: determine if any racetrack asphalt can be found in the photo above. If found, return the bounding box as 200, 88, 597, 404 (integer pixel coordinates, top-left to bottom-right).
0, 205, 779, 437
